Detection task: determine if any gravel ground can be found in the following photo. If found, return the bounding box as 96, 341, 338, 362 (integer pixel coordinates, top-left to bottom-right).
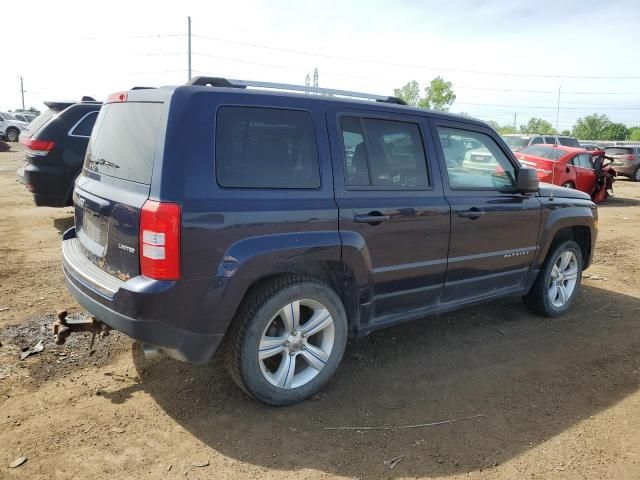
1, 144, 640, 479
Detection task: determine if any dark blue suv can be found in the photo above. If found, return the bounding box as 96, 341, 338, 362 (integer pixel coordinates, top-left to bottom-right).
62, 77, 597, 405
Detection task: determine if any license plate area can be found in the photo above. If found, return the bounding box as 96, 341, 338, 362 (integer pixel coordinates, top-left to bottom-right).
77, 208, 108, 258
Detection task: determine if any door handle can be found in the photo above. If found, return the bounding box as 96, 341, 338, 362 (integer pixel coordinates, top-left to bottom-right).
354, 212, 390, 225
457, 208, 485, 220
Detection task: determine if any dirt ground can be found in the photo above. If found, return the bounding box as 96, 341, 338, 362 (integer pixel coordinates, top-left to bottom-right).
1, 144, 640, 480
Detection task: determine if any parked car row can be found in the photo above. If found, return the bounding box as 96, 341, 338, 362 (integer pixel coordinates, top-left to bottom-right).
502, 134, 581, 151
50, 76, 598, 405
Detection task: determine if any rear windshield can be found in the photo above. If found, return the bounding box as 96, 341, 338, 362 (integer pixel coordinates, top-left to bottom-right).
519, 145, 566, 160
24, 108, 60, 136
557, 137, 580, 147
604, 147, 633, 155
84, 102, 163, 184
502, 136, 530, 148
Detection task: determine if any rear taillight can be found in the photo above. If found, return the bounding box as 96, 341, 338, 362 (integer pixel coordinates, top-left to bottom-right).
20, 138, 55, 152
140, 200, 181, 280
625, 155, 635, 161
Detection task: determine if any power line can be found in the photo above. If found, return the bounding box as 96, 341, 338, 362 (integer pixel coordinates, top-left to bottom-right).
456, 86, 640, 95
455, 101, 640, 110
191, 34, 640, 80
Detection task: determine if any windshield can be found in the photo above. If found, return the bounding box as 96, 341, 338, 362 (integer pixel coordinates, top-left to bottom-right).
84, 102, 163, 184
557, 137, 580, 148
519, 145, 566, 161
22, 108, 60, 136
502, 136, 529, 148
604, 147, 634, 155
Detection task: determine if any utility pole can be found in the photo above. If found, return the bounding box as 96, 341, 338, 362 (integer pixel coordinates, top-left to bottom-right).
555, 85, 561, 132
313, 68, 318, 87
19, 76, 25, 110
513, 112, 517, 130
305, 73, 310, 87
187, 16, 192, 82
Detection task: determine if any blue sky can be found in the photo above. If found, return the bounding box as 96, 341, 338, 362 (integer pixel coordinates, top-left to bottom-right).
2, 0, 639, 130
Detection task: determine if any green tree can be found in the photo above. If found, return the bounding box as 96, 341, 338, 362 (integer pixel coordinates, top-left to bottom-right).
393, 77, 456, 112
420, 76, 456, 111
571, 113, 611, 140
393, 80, 421, 107
629, 127, 640, 142
601, 123, 629, 141
485, 120, 517, 135
561, 129, 571, 136
520, 117, 556, 135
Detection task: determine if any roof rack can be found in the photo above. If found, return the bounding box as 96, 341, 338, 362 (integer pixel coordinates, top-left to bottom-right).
186, 76, 407, 105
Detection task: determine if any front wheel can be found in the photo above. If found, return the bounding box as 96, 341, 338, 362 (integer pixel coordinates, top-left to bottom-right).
524, 240, 583, 317
225, 276, 348, 405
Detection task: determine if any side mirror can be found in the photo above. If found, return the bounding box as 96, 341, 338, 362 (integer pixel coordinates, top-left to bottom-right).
516, 167, 539, 193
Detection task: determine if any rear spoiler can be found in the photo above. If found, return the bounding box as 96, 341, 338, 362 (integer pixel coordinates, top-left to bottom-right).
44, 97, 101, 110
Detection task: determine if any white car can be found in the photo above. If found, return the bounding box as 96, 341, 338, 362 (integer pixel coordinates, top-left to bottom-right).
462, 147, 498, 173
0, 112, 29, 142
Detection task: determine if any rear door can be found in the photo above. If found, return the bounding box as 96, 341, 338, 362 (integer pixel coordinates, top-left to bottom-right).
327, 108, 450, 321
433, 121, 542, 304
74, 100, 164, 280
572, 152, 597, 193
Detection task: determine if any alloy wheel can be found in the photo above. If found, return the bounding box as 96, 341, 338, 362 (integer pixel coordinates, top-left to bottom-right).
258, 299, 335, 389
548, 251, 579, 308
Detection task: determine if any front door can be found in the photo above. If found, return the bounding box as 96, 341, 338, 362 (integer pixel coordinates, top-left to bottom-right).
327, 108, 450, 322
433, 121, 542, 304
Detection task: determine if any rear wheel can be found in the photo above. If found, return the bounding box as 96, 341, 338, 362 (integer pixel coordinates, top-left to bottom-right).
524, 240, 583, 317
561, 181, 575, 189
6, 127, 19, 142
632, 167, 640, 182
225, 276, 348, 405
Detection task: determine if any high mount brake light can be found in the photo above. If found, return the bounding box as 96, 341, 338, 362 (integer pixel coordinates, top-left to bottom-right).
107, 91, 128, 103
140, 200, 181, 280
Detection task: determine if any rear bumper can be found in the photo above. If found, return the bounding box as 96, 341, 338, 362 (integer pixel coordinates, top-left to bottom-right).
62, 229, 224, 363
17, 161, 75, 207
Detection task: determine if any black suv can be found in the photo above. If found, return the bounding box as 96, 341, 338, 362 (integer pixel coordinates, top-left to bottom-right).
17, 98, 101, 207
62, 78, 597, 405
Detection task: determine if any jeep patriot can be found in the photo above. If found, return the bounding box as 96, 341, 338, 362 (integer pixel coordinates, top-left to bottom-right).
62, 77, 597, 405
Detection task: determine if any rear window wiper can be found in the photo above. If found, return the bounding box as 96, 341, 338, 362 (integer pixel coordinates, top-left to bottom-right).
90, 158, 120, 169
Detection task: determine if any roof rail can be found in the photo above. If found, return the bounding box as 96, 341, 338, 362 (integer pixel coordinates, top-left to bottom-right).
186, 76, 407, 105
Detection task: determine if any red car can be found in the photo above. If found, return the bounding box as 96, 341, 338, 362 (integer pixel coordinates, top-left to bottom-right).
515, 144, 615, 201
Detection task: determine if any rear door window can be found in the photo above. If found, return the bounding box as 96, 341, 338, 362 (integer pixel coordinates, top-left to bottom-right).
544, 136, 556, 144
216, 107, 319, 189
531, 137, 543, 144
339, 116, 429, 189
84, 102, 163, 184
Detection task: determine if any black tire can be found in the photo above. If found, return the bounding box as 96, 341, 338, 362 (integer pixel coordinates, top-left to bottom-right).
561, 181, 575, 189
524, 240, 583, 317
225, 275, 348, 406
632, 167, 640, 182
6, 127, 19, 142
